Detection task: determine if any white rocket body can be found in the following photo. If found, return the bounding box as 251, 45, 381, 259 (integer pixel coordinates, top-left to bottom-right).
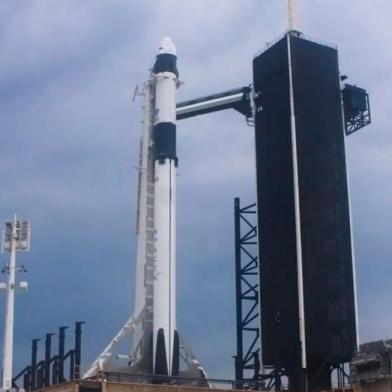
132, 37, 179, 377
153, 159, 177, 374
152, 37, 179, 376
83, 38, 207, 381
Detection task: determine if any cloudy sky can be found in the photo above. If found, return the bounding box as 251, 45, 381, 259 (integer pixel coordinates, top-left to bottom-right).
0, 0, 391, 380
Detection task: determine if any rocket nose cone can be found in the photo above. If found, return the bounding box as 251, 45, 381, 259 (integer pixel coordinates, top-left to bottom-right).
158, 36, 176, 56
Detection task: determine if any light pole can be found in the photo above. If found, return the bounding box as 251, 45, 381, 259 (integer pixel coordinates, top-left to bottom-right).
1, 214, 30, 390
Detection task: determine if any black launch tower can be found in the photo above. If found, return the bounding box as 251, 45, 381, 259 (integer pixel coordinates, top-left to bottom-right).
176, 25, 370, 392
253, 32, 360, 391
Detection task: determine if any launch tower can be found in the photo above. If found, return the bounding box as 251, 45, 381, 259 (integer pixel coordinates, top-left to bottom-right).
253, 31, 358, 391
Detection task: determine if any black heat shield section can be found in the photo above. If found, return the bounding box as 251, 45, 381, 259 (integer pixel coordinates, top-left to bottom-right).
153, 123, 177, 163
253, 36, 302, 370
290, 35, 357, 365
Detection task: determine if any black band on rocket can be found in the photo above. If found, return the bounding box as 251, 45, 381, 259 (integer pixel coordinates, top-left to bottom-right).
154, 123, 177, 162
153, 54, 179, 76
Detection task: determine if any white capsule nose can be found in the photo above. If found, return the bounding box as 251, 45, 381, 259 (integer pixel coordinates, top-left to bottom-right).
158, 36, 176, 56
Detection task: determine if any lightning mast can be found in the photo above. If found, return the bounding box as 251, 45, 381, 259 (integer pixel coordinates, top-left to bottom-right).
288, 0, 299, 31
1, 214, 30, 390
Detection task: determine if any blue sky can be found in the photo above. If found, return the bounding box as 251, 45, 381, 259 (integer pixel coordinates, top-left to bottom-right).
0, 0, 391, 380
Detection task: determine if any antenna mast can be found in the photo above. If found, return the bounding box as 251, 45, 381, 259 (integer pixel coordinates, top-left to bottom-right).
288, 0, 299, 31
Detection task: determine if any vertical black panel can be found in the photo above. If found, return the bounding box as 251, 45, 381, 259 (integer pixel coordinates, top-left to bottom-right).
253, 36, 301, 370
290, 35, 357, 364
253, 33, 357, 390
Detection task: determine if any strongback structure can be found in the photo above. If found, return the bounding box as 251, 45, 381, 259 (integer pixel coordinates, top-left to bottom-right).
253, 31, 359, 391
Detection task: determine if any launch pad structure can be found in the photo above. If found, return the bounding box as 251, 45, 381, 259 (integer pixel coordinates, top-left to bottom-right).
83, 33, 370, 392
80, 1, 372, 390
6, 1, 374, 392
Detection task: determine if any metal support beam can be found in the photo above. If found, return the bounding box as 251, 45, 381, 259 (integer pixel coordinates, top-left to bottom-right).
44, 333, 54, 387
233, 198, 261, 386
69, 351, 75, 381
52, 356, 59, 385
58, 327, 68, 383
83, 311, 143, 379
30, 339, 40, 390
74, 321, 85, 380
176, 87, 252, 121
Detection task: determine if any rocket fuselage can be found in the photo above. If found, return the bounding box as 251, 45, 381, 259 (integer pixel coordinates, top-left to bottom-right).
151, 37, 179, 377
83, 37, 206, 381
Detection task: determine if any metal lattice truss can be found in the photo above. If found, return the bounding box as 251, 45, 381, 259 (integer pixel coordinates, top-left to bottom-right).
234, 198, 261, 383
